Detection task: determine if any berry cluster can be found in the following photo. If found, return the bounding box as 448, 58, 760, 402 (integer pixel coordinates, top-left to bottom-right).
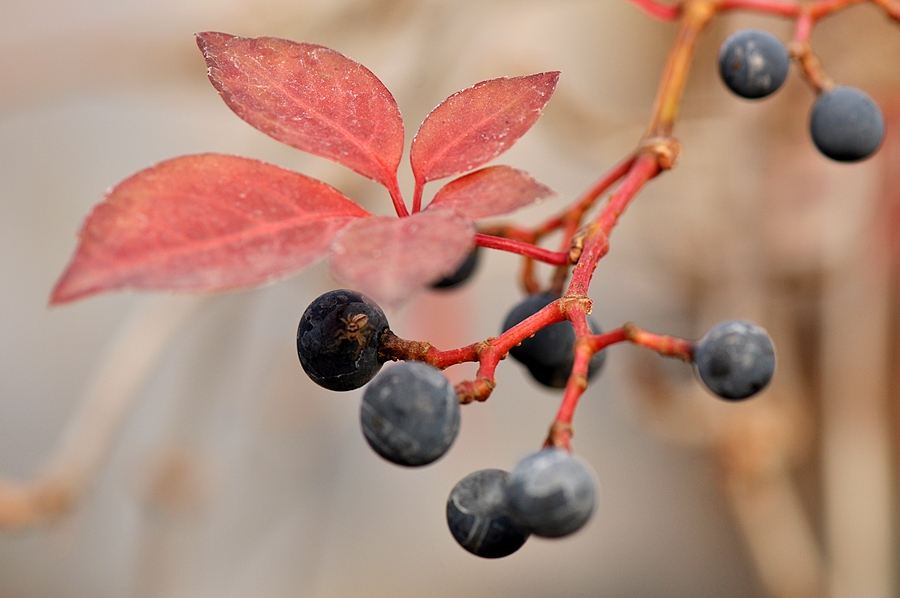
46, 0, 894, 568
718, 28, 885, 162
296, 288, 776, 556
447, 449, 597, 558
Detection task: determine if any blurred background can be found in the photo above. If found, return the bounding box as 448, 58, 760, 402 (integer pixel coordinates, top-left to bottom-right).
1, 0, 898, 596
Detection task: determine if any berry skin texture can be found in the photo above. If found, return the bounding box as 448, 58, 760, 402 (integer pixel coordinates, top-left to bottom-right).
446, 469, 530, 558
360, 361, 460, 466
431, 246, 481, 290
809, 86, 885, 162
502, 293, 605, 389
297, 289, 389, 392
718, 29, 789, 99
693, 320, 776, 401
505, 449, 597, 538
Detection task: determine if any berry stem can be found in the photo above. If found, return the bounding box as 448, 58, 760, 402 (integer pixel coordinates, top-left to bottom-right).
544, 323, 695, 448
541, 154, 638, 250
622, 322, 694, 360
474, 233, 569, 265
627, 0, 681, 20
645, 0, 717, 138
719, 0, 800, 15
567, 152, 661, 296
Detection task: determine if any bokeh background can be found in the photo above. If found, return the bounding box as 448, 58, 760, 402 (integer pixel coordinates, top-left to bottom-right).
1, 1, 899, 596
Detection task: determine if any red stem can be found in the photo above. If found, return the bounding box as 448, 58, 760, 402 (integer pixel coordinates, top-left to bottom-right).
474, 233, 569, 265
719, 0, 800, 16
387, 178, 409, 217
567, 153, 661, 295
627, 0, 681, 20
411, 177, 425, 214
793, 6, 815, 42
537, 154, 637, 237
544, 323, 693, 448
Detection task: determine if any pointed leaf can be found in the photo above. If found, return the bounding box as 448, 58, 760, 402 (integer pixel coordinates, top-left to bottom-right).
51, 154, 370, 304
197, 32, 404, 190
330, 210, 475, 308
410, 72, 560, 184
425, 165, 555, 220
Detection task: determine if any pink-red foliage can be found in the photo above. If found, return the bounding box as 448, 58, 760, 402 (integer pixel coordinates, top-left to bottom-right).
52, 32, 559, 307
330, 211, 474, 307
51, 154, 369, 304
426, 166, 554, 219
198, 32, 405, 193
410, 72, 559, 185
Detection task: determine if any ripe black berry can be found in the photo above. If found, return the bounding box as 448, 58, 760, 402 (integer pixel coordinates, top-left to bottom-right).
360, 361, 460, 466
431, 247, 481, 290
693, 320, 775, 401
446, 469, 530, 558
718, 29, 789, 99
501, 293, 606, 388
297, 289, 389, 392
809, 86, 885, 162
505, 448, 597, 538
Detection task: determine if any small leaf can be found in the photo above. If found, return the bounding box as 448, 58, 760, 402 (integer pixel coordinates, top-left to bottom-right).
425, 166, 555, 220
197, 32, 404, 190
410, 72, 560, 185
51, 154, 370, 304
330, 210, 475, 307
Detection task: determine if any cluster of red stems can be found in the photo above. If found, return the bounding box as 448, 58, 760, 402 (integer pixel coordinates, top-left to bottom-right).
50, 0, 896, 452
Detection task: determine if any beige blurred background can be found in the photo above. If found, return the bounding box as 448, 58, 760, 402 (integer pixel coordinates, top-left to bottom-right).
1, 0, 899, 596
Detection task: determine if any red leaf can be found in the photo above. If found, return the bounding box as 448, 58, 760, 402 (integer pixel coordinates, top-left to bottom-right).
51, 154, 370, 304
409, 72, 560, 185
425, 166, 555, 220
197, 32, 404, 191
330, 210, 475, 307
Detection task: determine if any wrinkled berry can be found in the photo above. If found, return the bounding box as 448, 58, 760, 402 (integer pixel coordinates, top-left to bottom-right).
297, 289, 389, 391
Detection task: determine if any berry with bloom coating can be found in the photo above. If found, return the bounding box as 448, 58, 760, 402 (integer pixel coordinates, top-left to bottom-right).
810, 86, 885, 162
360, 361, 460, 466
718, 29, 790, 99
505, 448, 597, 538
693, 319, 775, 400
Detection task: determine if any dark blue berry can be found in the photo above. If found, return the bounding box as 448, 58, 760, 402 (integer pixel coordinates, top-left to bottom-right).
718, 29, 789, 99
501, 293, 606, 389
693, 320, 775, 401
810, 86, 885, 162
360, 361, 460, 466
447, 469, 530, 558
431, 247, 481, 290
505, 449, 597, 538
297, 289, 389, 392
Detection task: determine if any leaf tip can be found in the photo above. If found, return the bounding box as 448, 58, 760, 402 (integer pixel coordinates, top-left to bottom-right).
48, 273, 88, 306
195, 31, 236, 62
537, 70, 561, 94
